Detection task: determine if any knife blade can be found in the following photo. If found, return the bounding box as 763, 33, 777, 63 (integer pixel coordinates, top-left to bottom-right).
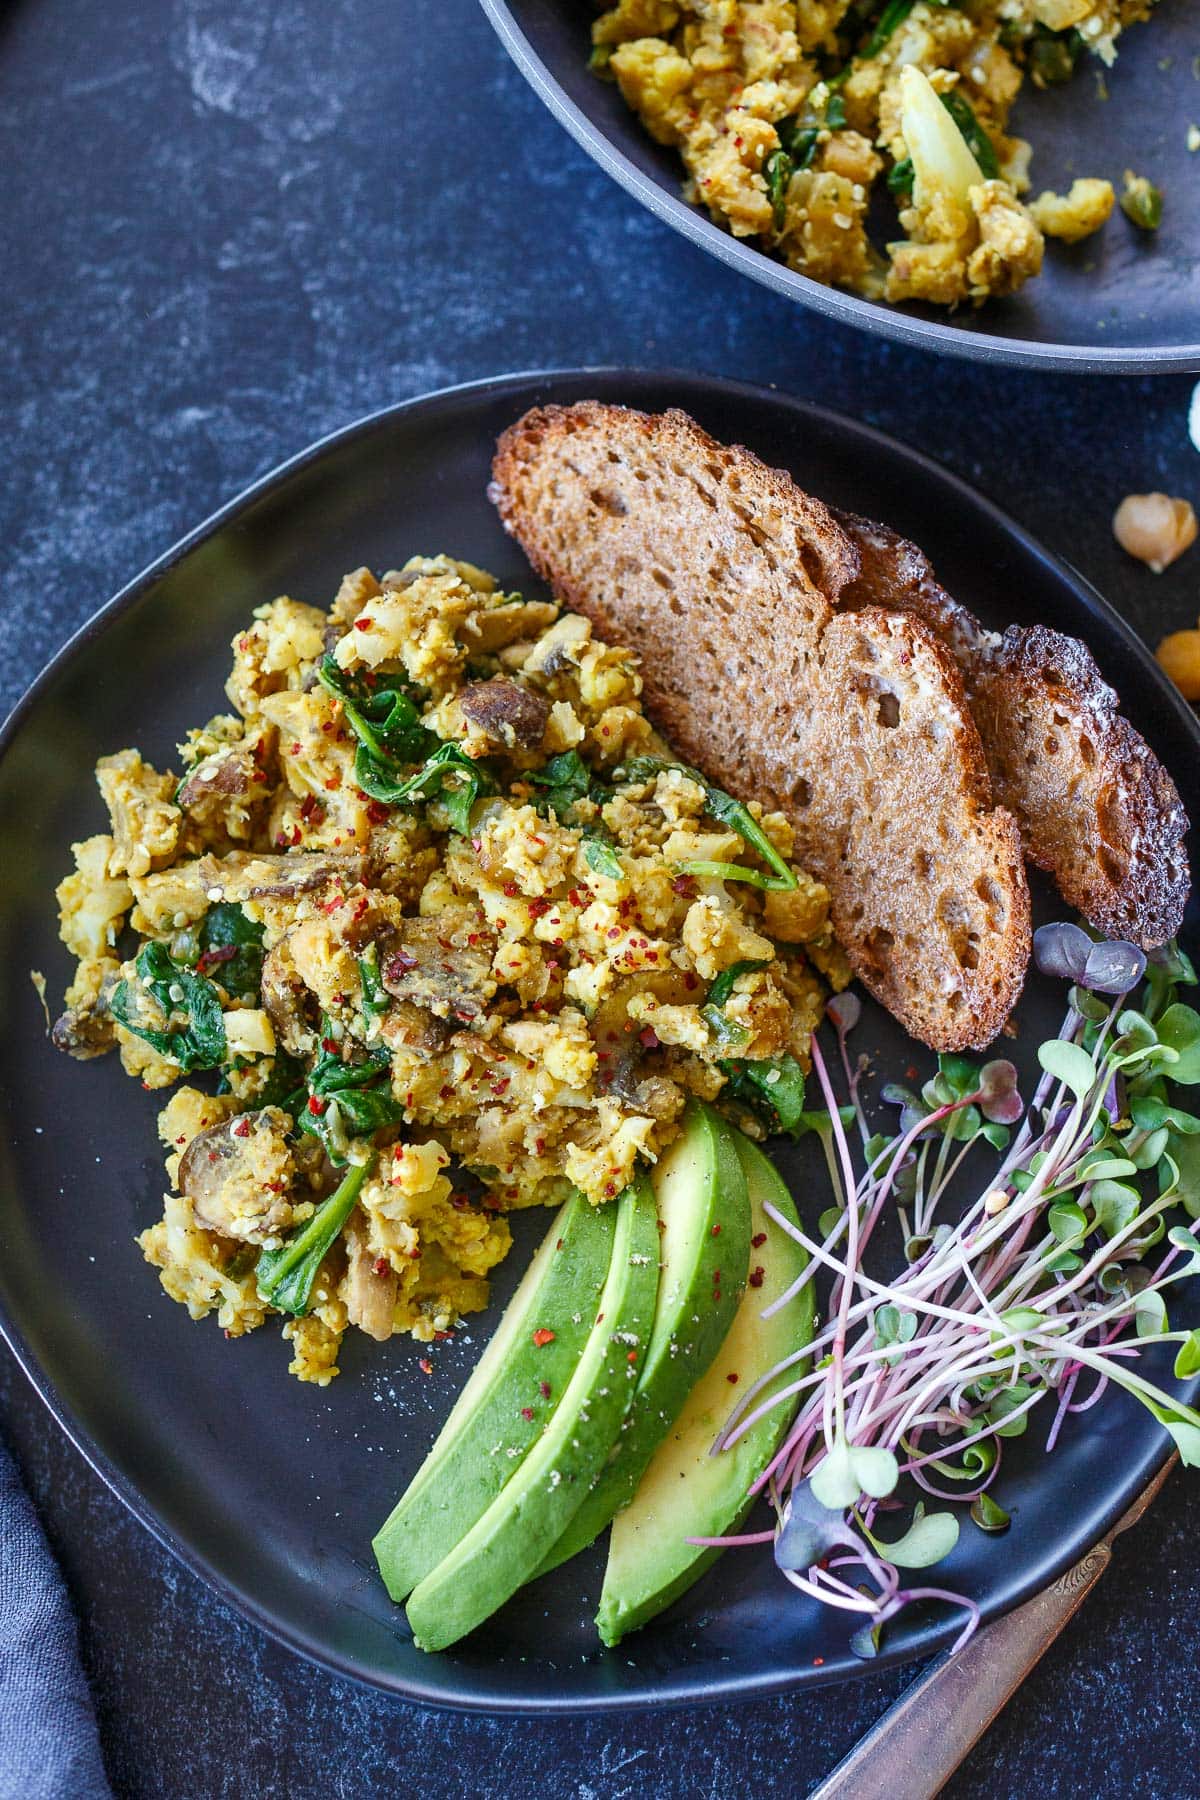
808, 1454, 1177, 1800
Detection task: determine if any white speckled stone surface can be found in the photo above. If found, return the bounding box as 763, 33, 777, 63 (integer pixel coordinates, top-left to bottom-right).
1, 0, 1198, 1793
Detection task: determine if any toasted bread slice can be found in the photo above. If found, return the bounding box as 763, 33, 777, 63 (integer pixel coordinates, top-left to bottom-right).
835, 511, 1191, 948
492, 402, 1031, 1050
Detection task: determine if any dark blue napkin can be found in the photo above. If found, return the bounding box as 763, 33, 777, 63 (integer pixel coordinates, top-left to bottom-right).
0, 1433, 110, 1798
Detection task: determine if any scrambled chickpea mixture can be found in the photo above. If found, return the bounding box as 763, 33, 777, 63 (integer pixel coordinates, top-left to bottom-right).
592, 0, 1159, 307
53, 556, 842, 1383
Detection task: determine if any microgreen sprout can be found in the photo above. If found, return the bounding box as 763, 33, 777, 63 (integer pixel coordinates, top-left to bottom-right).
702, 926, 1200, 1659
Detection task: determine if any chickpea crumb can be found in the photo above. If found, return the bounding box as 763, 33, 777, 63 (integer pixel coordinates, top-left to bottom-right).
1112, 492, 1197, 573
1156, 621, 1200, 703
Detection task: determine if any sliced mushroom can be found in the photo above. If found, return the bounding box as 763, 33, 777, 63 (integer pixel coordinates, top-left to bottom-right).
380, 997, 454, 1057
195, 850, 368, 904
260, 938, 318, 1057
380, 919, 496, 1023
178, 1105, 309, 1242
458, 678, 549, 751
339, 1209, 397, 1342
51, 1004, 114, 1060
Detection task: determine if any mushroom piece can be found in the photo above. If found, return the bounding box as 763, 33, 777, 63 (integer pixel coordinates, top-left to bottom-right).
260, 938, 318, 1057
178, 1105, 317, 1242
195, 850, 369, 904
380, 919, 496, 1024
339, 1209, 398, 1342
51, 1003, 114, 1060
458, 678, 549, 751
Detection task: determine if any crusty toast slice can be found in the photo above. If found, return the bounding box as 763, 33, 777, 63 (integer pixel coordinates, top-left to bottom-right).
835, 511, 1191, 948
491, 402, 1031, 1050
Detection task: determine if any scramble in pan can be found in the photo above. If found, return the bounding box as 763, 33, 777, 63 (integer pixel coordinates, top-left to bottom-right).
589, 0, 1163, 307
51, 556, 844, 1383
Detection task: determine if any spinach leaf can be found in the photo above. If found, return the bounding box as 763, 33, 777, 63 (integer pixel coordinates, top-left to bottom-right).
358, 946, 390, 1030
583, 825, 624, 880
109, 941, 227, 1073
529, 750, 595, 820
707, 960, 772, 1011
720, 1053, 811, 1135
196, 902, 265, 1002
297, 1021, 406, 1164
1027, 24, 1082, 85
617, 756, 797, 891
939, 91, 999, 179
765, 149, 794, 228
252, 1050, 309, 1114
318, 655, 436, 797
256, 1155, 375, 1317
357, 740, 497, 833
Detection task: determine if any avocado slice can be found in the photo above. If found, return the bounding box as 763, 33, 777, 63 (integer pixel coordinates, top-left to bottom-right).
596, 1132, 812, 1647
372, 1188, 615, 1602
535, 1099, 751, 1576
405, 1174, 661, 1652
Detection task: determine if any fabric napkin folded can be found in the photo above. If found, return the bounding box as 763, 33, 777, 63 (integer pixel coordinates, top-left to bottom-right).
0, 1431, 111, 1799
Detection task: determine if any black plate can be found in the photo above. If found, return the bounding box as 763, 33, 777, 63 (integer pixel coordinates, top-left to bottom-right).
480, 0, 1200, 372
0, 371, 1196, 1713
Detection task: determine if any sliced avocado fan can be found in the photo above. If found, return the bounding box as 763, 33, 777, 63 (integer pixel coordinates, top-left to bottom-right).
404, 1174, 660, 1653
596, 1131, 812, 1647
372, 1188, 615, 1603
534, 1099, 751, 1578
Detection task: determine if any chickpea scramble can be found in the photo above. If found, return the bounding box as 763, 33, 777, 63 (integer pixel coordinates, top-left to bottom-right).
52, 556, 844, 1384
592, 0, 1159, 308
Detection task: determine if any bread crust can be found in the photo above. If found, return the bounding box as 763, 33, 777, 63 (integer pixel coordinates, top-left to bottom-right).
835, 510, 1191, 948
492, 402, 1032, 1050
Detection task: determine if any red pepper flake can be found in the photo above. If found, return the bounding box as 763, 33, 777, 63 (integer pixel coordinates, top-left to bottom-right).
627, 1350, 638, 1363
539, 1380, 552, 1399
322, 1036, 340, 1054
353, 617, 371, 631
748, 1266, 765, 1289
196, 944, 237, 976
298, 794, 325, 824
751, 1232, 768, 1249
532, 1328, 556, 1347
419, 1358, 433, 1375
232, 1118, 251, 1139
813, 1657, 825, 1667
439, 1085, 454, 1100
726, 1372, 739, 1384
683, 971, 699, 991
366, 800, 390, 825
710, 1224, 721, 1237
520, 1405, 535, 1421
434, 1329, 453, 1340
307, 1095, 327, 1116
528, 897, 551, 918
372, 1257, 390, 1276
555, 1238, 564, 1251
323, 775, 341, 791
638, 1026, 660, 1050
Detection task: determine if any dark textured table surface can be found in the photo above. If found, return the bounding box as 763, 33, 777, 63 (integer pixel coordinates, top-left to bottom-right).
2, 0, 1198, 1795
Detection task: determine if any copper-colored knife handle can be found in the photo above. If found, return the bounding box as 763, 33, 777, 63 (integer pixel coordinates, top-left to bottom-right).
809, 1456, 1176, 1800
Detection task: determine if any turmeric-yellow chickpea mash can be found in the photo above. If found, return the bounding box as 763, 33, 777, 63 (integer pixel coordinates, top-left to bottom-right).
52, 556, 842, 1384
592, 0, 1158, 307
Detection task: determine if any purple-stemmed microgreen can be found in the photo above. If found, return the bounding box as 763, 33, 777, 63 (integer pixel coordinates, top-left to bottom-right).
706, 925, 1200, 1659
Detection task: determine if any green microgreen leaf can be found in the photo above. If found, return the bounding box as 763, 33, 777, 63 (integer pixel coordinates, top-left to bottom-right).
970, 1492, 1010, 1533
1038, 1039, 1098, 1099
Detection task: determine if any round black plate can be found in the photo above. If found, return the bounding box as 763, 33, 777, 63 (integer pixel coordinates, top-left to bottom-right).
0, 371, 1196, 1713
480, 0, 1200, 372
